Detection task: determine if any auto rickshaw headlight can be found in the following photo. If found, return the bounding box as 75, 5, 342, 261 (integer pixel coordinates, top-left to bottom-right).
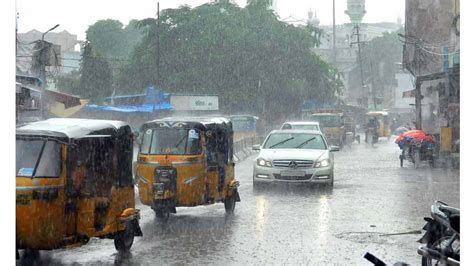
314, 159, 330, 168
257, 158, 272, 167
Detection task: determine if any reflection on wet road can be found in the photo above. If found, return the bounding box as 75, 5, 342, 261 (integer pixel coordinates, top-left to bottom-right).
19, 138, 459, 265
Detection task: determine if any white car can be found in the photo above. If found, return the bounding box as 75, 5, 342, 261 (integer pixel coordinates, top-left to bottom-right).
281, 121, 321, 132
252, 129, 338, 188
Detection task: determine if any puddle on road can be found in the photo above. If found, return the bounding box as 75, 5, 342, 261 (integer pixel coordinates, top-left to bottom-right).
335, 231, 405, 245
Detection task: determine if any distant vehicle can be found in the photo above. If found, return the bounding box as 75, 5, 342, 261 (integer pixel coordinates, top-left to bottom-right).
311, 109, 345, 147
252, 129, 339, 188
365, 111, 391, 140
280, 121, 321, 132
228, 115, 260, 141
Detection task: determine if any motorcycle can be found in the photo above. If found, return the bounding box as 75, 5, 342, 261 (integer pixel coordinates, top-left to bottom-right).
365, 126, 379, 146
365, 201, 459, 266
418, 201, 460, 265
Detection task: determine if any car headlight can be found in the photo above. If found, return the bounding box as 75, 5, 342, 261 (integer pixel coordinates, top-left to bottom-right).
314, 159, 330, 168
256, 158, 272, 167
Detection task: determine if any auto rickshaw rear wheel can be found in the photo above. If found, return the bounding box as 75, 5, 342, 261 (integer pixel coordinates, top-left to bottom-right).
23, 249, 40, 259
114, 222, 135, 253
224, 193, 236, 213
154, 208, 170, 222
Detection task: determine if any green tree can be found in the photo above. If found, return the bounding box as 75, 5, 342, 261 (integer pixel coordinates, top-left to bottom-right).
86, 19, 143, 60
79, 42, 113, 101
55, 70, 81, 95
117, 2, 342, 119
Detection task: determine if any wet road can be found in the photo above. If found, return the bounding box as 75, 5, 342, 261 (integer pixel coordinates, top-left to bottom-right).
20, 137, 459, 265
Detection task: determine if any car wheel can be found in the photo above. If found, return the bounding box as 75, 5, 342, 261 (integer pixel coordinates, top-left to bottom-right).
324, 173, 334, 188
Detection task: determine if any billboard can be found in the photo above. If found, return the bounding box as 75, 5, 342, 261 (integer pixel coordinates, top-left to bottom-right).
170, 95, 219, 111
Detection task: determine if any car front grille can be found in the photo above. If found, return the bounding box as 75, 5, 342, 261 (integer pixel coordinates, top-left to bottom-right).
274, 174, 313, 181
272, 160, 314, 168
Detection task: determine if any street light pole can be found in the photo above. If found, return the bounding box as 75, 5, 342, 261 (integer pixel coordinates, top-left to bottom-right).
38, 24, 59, 88
332, 0, 337, 64
42, 24, 60, 41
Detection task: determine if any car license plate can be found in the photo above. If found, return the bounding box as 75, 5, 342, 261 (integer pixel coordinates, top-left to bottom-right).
280, 171, 305, 177
16, 193, 32, 205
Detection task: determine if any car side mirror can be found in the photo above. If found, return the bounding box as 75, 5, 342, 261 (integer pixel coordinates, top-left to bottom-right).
330, 146, 340, 152
252, 144, 261, 151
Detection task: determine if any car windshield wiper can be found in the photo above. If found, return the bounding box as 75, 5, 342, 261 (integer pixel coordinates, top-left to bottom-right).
268, 137, 294, 148
295, 137, 316, 149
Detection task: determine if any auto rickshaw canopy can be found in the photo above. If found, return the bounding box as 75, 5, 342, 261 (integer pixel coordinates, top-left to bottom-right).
140, 116, 233, 135
16, 118, 132, 142
365, 111, 389, 117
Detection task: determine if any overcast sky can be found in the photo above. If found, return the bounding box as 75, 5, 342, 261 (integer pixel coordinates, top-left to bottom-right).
16, 0, 405, 40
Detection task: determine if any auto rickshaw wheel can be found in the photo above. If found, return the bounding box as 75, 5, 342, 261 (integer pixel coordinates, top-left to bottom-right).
23, 249, 40, 259
114, 222, 135, 253
224, 193, 236, 214
154, 208, 170, 222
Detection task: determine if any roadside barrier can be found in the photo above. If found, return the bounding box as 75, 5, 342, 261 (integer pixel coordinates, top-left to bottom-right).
233, 135, 265, 163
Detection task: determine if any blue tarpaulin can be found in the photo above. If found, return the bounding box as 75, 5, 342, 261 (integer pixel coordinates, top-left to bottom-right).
85, 86, 174, 113
85, 103, 173, 113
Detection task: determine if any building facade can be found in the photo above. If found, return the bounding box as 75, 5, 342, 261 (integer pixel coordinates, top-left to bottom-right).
313, 21, 401, 106
402, 0, 460, 164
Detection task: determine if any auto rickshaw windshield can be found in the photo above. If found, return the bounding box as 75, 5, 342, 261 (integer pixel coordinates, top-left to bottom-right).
313, 115, 341, 127
140, 128, 202, 155
16, 139, 61, 177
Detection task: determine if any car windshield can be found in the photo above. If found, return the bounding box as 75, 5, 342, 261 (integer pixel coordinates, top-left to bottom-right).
312, 115, 341, 127
16, 139, 61, 177
262, 133, 327, 150
140, 128, 202, 155
284, 124, 320, 131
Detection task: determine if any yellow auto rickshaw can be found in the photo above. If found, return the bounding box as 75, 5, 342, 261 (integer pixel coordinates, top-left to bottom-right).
136, 117, 240, 220
365, 111, 391, 140
16, 118, 142, 258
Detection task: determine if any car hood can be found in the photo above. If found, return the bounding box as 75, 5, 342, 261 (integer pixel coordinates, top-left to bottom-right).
257, 148, 329, 161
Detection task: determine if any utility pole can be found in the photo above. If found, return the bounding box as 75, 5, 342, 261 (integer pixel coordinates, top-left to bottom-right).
156, 2, 160, 87
332, 0, 337, 64
350, 24, 366, 108
369, 60, 377, 110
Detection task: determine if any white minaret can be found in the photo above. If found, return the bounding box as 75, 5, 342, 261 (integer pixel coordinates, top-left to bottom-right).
345, 0, 366, 25
307, 9, 320, 27
270, 0, 278, 11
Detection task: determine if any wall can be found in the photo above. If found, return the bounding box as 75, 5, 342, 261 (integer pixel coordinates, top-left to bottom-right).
403, 0, 459, 76
393, 72, 415, 109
